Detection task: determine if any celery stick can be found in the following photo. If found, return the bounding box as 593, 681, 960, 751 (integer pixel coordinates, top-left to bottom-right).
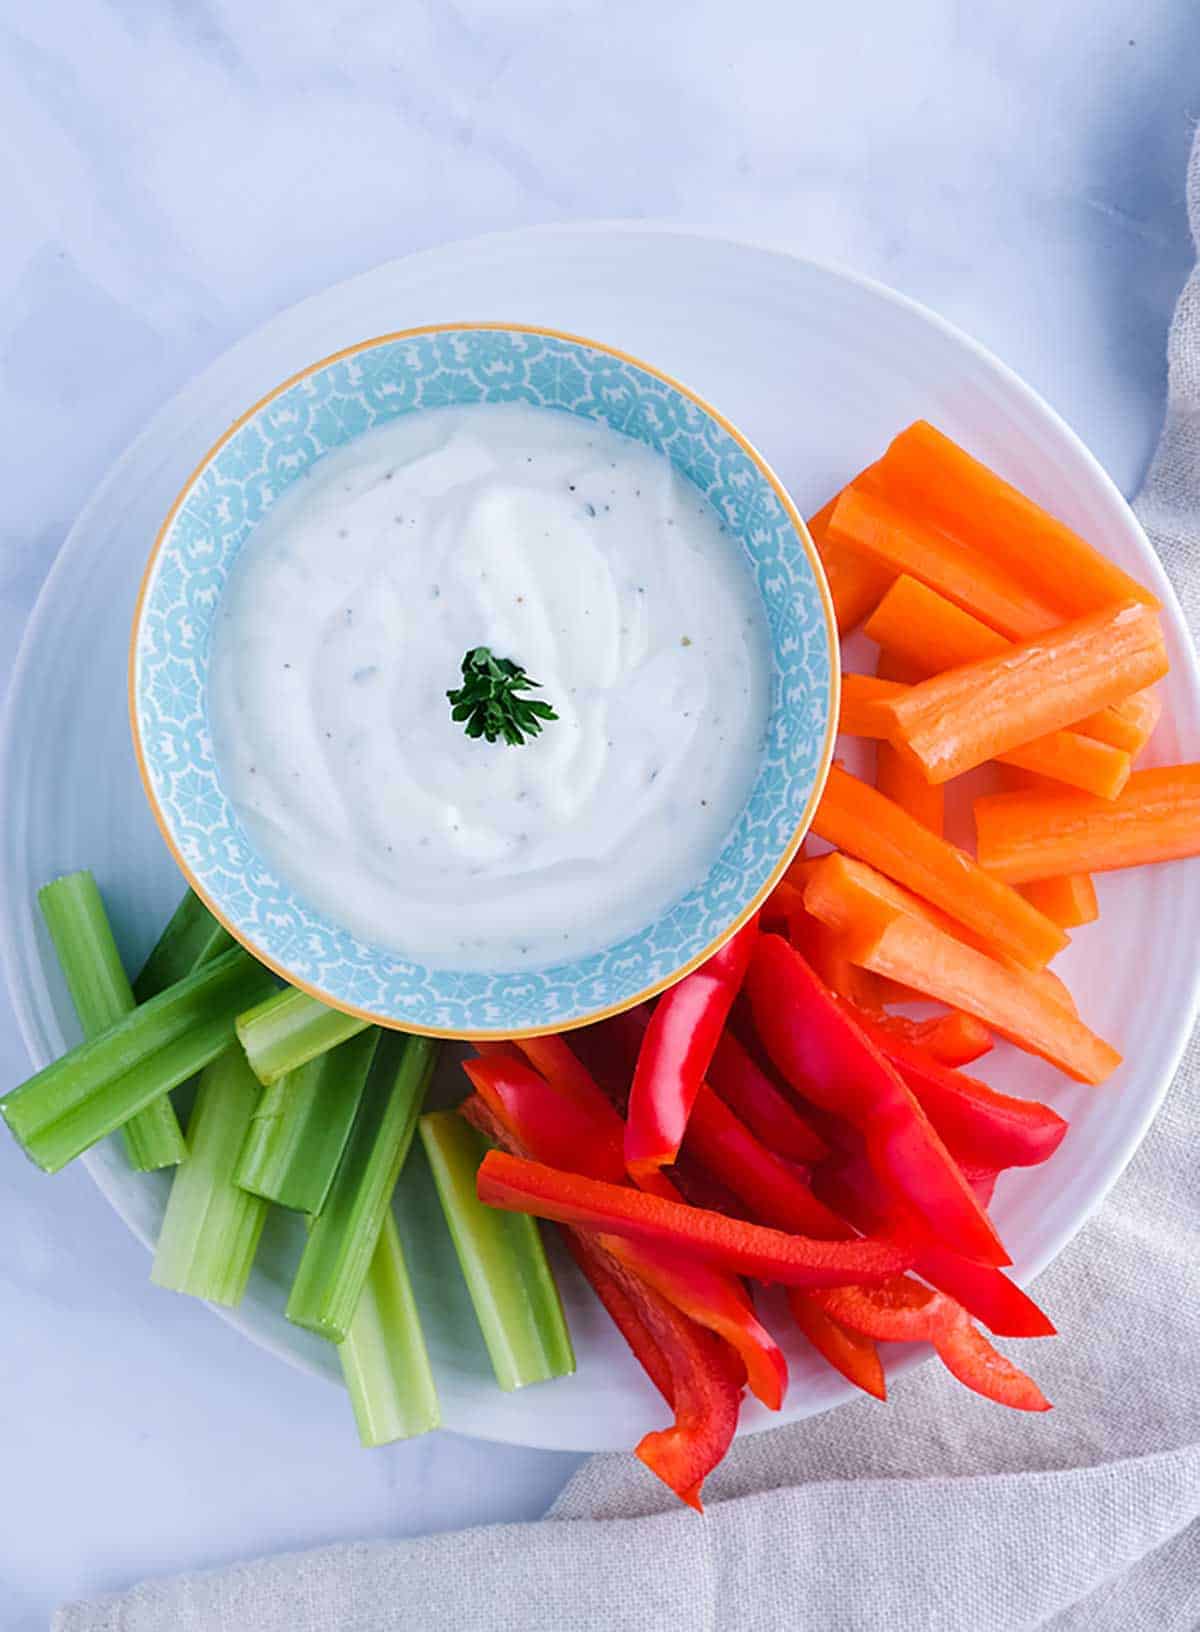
287, 1034, 438, 1341
1, 946, 277, 1173
235, 1028, 379, 1214
151, 1048, 268, 1305
134, 888, 234, 1001
419, 1110, 575, 1391
39, 872, 186, 1172
238, 988, 370, 1086
337, 1208, 441, 1445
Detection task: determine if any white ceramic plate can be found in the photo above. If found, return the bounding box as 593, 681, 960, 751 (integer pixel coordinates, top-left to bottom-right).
4, 225, 1199, 1453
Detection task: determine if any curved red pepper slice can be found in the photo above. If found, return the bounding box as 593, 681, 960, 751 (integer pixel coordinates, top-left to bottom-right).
463, 1056, 626, 1185
816, 1280, 1051, 1412
624, 917, 760, 1182
683, 1086, 848, 1239
852, 1008, 993, 1066
476, 1150, 913, 1287
706, 1032, 829, 1163
600, 1234, 785, 1411
564, 1232, 743, 1510
844, 1008, 1068, 1172
811, 1148, 1054, 1339
463, 1091, 746, 1506
787, 1290, 887, 1401
463, 1057, 787, 1409
746, 934, 1011, 1268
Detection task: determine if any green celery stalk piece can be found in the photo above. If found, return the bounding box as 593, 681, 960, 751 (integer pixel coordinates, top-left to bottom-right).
287, 1033, 438, 1341
237, 987, 370, 1086
1, 946, 277, 1173
234, 1028, 380, 1214
134, 888, 235, 1001
151, 1047, 268, 1306
419, 1110, 575, 1392
38, 872, 186, 1172
337, 1208, 441, 1445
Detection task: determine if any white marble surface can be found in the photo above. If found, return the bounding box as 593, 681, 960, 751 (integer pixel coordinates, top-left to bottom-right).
1, 3, 1197, 1624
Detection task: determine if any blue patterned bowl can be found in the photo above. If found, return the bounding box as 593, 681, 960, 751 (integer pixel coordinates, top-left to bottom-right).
130, 324, 837, 1038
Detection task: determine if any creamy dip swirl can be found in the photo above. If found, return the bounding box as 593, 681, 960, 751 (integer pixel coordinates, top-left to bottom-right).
209, 403, 772, 969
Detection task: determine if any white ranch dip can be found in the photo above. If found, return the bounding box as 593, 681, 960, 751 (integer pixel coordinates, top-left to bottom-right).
209, 403, 772, 969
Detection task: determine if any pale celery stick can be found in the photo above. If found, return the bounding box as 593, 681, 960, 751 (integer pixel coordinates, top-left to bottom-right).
287, 1034, 437, 1341
38, 871, 185, 1171
337, 1209, 440, 1445
1, 946, 277, 1173
134, 888, 234, 1001
151, 1048, 268, 1306
419, 1110, 574, 1391
237, 988, 369, 1086
234, 1028, 379, 1214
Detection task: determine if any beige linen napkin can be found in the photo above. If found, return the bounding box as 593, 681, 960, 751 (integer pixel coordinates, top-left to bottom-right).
56, 138, 1200, 1632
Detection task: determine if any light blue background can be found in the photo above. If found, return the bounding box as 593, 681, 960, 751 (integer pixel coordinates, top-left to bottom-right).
2, 4, 1197, 1624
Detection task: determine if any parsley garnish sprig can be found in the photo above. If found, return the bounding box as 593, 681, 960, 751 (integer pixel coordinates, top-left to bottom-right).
447, 647, 559, 746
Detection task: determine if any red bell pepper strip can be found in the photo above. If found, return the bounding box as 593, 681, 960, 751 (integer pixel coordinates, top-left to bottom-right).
916, 1241, 1054, 1338
515, 1034, 616, 1115
682, 1086, 849, 1239
462, 1059, 788, 1409
464, 1055, 626, 1185
706, 1032, 829, 1163
746, 934, 1010, 1268
816, 1279, 1051, 1412
851, 1008, 993, 1067
563, 1231, 743, 1509
846, 1009, 1068, 1172
560, 1229, 674, 1405
599, 1233, 785, 1410
511, 1033, 680, 1202
625, 917, 760, 1182
811, 1148, 1054, 1338
476, 1151, 913, 1287
787, 1290, 887, 1401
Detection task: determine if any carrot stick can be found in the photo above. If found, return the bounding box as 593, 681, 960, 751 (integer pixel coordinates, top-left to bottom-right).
818, 893, 1120, 1084
865, 576, 1161, 758
875, 421, 1160, 618
826, 486, 1061, 639
806, 852, 1085, 1020
996, 733, 1131, 801
1078, 687, 1162, 756
875, 653, 945, 835
788, 907, 883, 1011
1020, 873, 1099, 930
840, 674, 1132, 800
839, 674, 906, 737
881, 602, 1168, 786
809, 489, 893, 635
812, 766, 1067, 970
974, 766, 1200, 882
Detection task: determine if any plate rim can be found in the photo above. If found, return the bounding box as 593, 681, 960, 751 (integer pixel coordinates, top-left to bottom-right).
4, 219, 1199, 1452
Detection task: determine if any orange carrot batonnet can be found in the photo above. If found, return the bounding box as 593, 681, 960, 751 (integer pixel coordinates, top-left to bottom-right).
874, 652, 945, 835
974, 766, 1200, 883
788, 904, 883, 1011
825, 484, 1062, 639
1019, 873, 1100, 930
839, 672, 1132, 800
881, 602, 1168, 786
839, 674, 906, 738
864, 575, 1161, 758
808, 486, 893, 635
815, 886, 1121, 1083
874, 421, 1160, 619
812, 764, 1067, 970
